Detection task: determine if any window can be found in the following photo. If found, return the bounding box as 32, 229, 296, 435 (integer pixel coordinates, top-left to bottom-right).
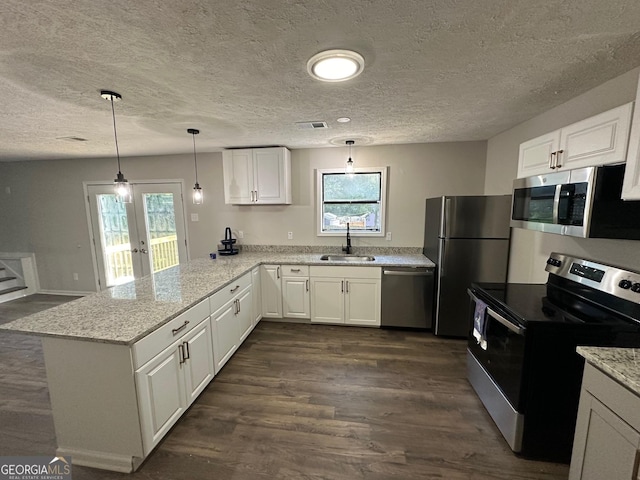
317, 167, 387, 236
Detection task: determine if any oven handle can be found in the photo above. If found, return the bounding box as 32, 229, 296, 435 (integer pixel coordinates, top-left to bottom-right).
487, 307, 526, 336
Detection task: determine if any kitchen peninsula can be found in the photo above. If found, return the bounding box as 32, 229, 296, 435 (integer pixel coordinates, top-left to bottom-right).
0, 251, 433, 472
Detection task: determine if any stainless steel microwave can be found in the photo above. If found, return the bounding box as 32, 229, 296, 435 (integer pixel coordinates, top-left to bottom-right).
511, 164, 640, 239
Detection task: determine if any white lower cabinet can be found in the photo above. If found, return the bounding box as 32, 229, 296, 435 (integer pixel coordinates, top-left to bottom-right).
210, 280, 253, 373
135, 316, 214, 455
261, 264, 283, 318
310, 266, 381, 326
569, 362, 640, 480
251, 266, 262, 326
282, 265, 310, 319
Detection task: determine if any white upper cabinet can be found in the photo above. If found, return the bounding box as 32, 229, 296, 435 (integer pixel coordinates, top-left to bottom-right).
622, 75, 640, 199
223, 147, 292, 204
517, 102, 634, 178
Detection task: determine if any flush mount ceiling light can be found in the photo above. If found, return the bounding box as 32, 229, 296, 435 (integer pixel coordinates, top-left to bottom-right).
101, 90, 132, 203
188, 128, 203, 205
307, 49, 365, 82
345, 140, 355, 173
336, 117, 351, 123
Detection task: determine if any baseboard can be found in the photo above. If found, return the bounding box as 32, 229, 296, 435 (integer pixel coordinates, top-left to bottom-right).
38, 289, 93, 296
56, 446, 139, 473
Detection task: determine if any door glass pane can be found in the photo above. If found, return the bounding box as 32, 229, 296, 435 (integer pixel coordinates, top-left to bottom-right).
143, 193, 180, 273
97, 194, 134, 286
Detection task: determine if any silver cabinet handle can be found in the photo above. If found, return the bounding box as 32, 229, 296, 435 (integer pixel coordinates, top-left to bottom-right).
131, 248, 139, 253
172, 320, 190, 336
234, 298, 239, 315
555, 149, 563, 169
237, 298, 241, 313
487, 307, 525, 335
183, 341, 190, 360
277, 266, 280, 279
345, 280, 349, 293
290, 268, 301, 272
306, 279, 309, 292
178, 344, 185, 365
230, 285, 240, 293
550, 151, 557, 169
341, 280, 344, 293
254, 190, 258, 202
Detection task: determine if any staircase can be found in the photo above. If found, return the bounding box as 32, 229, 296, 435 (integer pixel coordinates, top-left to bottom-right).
0, 266, 28, 304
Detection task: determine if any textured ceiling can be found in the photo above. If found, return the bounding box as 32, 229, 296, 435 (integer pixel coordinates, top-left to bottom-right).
1, 0, 640, 161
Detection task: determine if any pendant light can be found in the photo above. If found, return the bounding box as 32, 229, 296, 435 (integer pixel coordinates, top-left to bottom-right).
345, 140, 355, 173
101, 90, 132, 203
188, 128, 203, 204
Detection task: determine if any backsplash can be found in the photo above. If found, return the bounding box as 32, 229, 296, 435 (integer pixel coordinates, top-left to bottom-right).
239, 245, 423, 255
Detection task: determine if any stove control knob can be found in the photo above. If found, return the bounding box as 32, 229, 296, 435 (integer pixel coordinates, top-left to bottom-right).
619, 280, 633, 289
631, 283, 640, 293
546, 258, 562, 267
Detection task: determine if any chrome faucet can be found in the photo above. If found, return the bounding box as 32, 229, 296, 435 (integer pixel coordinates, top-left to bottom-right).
342, 222, 352, 254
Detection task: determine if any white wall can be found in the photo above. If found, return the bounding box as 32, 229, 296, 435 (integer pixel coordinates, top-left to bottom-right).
485, 66, 640, 283
0, 141, 486, 292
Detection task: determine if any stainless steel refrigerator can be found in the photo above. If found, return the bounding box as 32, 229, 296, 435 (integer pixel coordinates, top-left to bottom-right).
423, 195, 512, 337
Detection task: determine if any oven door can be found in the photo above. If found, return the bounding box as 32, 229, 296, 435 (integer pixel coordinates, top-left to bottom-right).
467, 290, 527, 452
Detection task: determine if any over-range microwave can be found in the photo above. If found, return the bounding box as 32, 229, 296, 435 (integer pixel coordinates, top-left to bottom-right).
511, 164, 640, 239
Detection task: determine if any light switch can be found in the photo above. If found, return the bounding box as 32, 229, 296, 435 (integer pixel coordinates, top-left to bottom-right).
287, 232, 293, 240
191, 213, 199, 222
386, 232, 392, 241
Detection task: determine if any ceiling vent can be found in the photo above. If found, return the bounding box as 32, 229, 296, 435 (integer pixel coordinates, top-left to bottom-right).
296, 121, 328, 130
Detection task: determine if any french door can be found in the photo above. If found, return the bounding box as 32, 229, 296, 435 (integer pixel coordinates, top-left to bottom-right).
87, 182, 188, 289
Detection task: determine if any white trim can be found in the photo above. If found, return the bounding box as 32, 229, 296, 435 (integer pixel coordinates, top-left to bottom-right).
38, 289, 92, 296
316, 167, 388, 237
55, 447, 138, 473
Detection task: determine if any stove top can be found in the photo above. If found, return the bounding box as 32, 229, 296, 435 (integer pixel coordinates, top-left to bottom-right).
471, 253, 640, 329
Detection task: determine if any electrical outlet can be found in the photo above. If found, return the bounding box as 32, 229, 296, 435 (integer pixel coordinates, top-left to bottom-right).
73, 273, 79, 281
238, 230, 244, 239
287, 232, 293, 240
386, 232, 392, 241
190, 213, 199, 222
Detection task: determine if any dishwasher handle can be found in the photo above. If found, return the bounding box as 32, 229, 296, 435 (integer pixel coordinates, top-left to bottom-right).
383, 269, 433, 276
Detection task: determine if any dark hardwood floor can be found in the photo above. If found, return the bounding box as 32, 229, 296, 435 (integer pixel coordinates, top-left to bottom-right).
0, 296, 569, 479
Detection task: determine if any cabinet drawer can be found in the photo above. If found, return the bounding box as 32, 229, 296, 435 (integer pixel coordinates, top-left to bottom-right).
281, 265, 309, 277
133, 299, 209, 369
209, 272, 252, 313
310, 265, 381, 279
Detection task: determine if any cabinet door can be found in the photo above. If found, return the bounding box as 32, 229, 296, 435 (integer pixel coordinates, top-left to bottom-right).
282, 276, 310, 319
345, 278, 381, 327
623, 78, 640, 199
261, 265, 283, 318
236, 286, 254, 343
253, 148, 291, 204
517, 130, 561, 178
222, 149, 254, 204
251, 266, 262, 326
211, 300, 239, 373
182, 319, 215, 406
560, 102, 633, 171
569, 391, 640, 480
310, 277, 344, 324
135, 342, 186, 454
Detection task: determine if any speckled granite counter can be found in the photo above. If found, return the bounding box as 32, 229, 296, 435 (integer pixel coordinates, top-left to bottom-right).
0, 252, 434, 345
577, 346, 640, 397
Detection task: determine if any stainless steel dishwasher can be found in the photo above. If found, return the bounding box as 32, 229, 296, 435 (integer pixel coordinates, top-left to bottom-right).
381, 267, 434, 328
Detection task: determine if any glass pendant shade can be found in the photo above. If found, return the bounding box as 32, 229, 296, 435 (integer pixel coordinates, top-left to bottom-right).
345, 140, 355, 174
188, 128, 203, 205
114, 171, 132, 203
193, 182, 203, 204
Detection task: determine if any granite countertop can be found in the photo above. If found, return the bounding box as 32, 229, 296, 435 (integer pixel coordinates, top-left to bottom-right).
0, 252, 434, 345
577, 346, 640, 397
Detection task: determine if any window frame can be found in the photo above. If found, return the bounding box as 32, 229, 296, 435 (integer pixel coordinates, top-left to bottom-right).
316, 166, 388, 237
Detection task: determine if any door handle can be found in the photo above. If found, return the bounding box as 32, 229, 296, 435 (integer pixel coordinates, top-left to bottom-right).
550, 151, 557, 169
306, 279, 309, 292
183, 341, 190, 361
230, 285, 240, 293
140, 248, 148, 254
277, 266, 280, 279
172, 320, 190, 336
178, 344, 185, 366
345, 280, 349, 293
487, 307, 525, 335
555, 149, 563, 168
341, 280, 344, 293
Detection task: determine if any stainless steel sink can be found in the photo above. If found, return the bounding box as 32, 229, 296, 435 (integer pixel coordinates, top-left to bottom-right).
319, 255, 376, 262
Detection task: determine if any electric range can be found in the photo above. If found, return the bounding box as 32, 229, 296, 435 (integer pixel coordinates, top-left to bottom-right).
466, 252, 640, 463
